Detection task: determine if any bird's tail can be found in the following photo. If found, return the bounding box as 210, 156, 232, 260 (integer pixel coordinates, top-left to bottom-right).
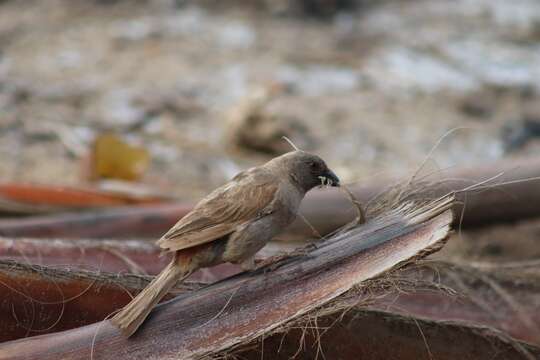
111, 254, 192, 337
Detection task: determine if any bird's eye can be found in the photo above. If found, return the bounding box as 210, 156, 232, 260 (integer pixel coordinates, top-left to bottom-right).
309, 161, 319, 170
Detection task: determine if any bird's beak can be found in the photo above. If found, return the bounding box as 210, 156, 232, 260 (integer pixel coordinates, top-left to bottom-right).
323, 169, 340, 187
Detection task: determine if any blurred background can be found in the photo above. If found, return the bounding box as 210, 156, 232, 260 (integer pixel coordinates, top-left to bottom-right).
2, 1, 540, 352
1, 0, 540, 261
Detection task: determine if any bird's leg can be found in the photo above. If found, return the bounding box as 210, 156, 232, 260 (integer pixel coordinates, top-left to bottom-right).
239, 256, 256, 271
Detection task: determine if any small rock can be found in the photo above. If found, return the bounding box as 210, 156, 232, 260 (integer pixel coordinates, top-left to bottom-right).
275, 65, 360, 96
459, 92, 495, 119
111, 18, 157, 42
162, 8, 206, 36
365, 47, 479, 94
263, 0, 357, 17
226, 89, 315, 155
133, 91, 202, 118
217, 22, 256, 50
443, 39, 540, 91
100, 89, 146, 128
148, 142, 180, 162
56, 50, 83, 69
501, 117, 540, 152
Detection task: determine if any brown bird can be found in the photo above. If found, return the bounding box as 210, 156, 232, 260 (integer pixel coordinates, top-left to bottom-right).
111, 150, 340, 337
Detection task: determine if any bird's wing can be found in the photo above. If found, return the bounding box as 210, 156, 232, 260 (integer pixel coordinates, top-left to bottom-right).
157, 168, 279, 252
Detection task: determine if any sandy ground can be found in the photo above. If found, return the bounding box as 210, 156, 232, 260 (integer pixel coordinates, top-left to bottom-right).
1, 0, 540, 259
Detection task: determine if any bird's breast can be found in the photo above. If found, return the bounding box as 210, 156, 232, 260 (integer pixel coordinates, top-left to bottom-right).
274, 186, 304, 227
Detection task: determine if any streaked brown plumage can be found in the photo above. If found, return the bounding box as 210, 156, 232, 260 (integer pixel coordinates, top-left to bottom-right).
111, 150, 340, 337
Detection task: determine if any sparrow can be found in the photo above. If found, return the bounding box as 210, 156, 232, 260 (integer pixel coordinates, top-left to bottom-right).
111, 150, 340, 337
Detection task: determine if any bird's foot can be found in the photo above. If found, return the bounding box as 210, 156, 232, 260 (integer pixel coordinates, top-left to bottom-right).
239, 257, 256, 271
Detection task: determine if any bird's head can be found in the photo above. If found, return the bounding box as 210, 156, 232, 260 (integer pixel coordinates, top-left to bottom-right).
266, 150, 340, 192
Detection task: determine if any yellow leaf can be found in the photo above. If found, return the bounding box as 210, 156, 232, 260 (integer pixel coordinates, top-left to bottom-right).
91, 134, 150, 181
